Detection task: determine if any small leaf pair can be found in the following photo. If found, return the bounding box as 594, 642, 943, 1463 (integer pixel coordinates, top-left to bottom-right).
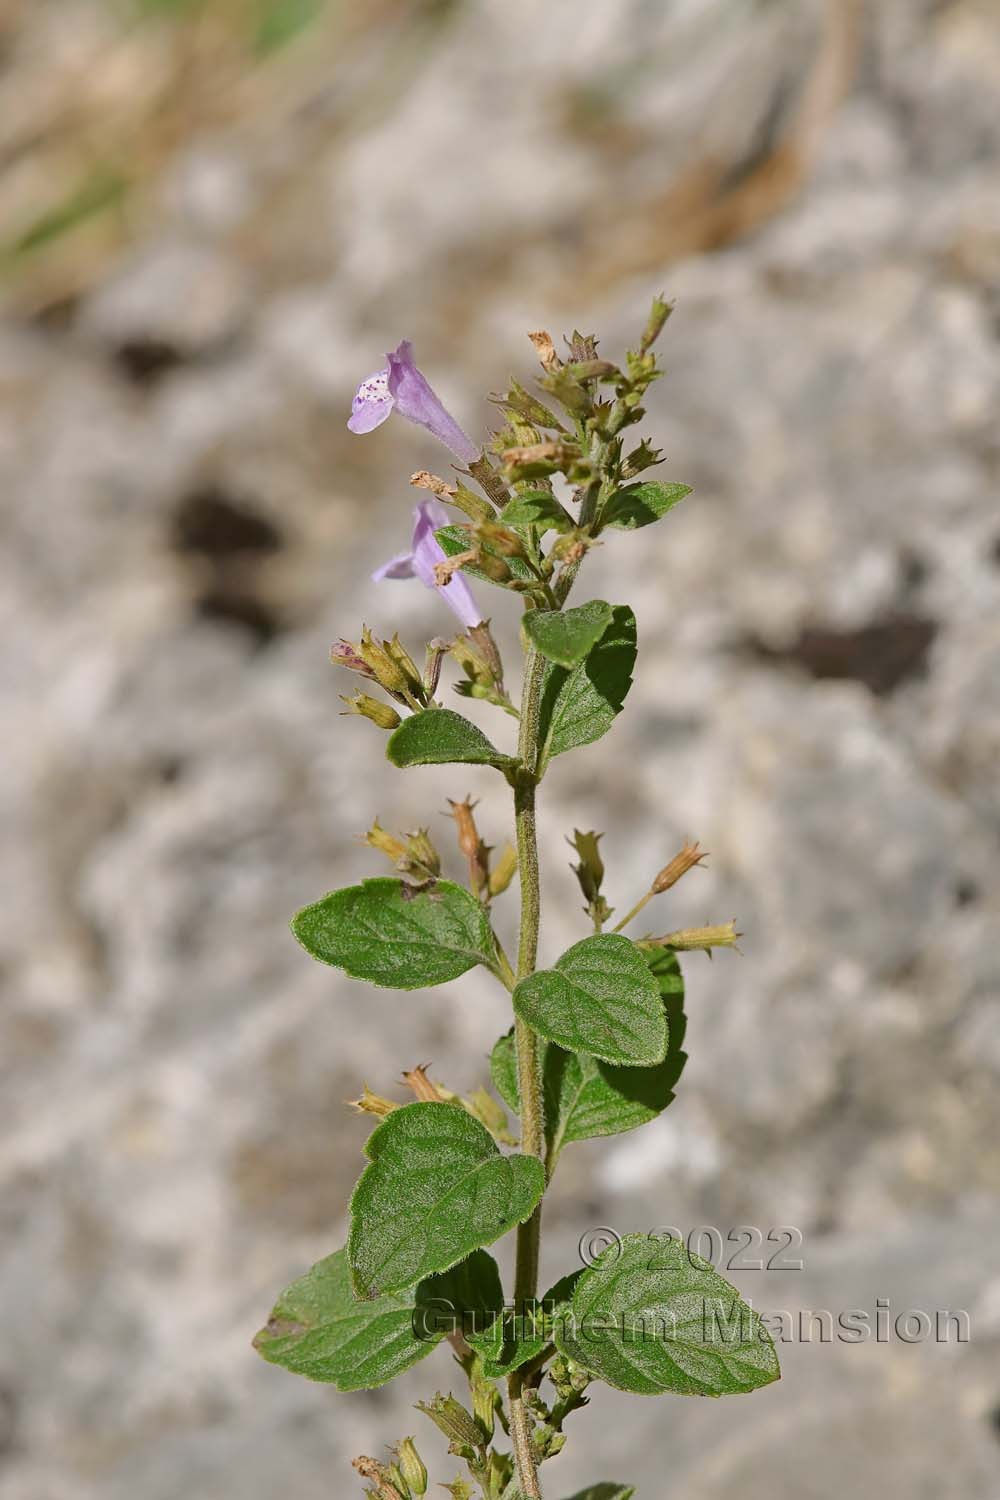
256, 1230, 779, 1402
380, 603, 638, 775
492, 948, 686, 1154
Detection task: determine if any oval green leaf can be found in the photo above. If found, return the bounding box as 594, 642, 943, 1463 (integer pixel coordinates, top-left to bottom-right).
600, 481, 691, 531
387, 708, 515, 771
538, 605, 637, 766
523, 601, 614, 669
512, 933, 666, 1066
253, 1247, 435, 1389
253, 1247, 504, 1390
554, 1234, 780, 1397
348, 1101, 546, 1297
292, 877, 494, 989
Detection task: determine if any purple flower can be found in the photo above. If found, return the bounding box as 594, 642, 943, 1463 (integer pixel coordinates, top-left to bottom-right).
349, 340, 480, 464
373, 498, 483, 630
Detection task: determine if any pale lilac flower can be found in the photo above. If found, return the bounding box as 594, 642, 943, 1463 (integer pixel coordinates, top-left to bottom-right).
373, 498, 482, 630
349, 341, 480, 464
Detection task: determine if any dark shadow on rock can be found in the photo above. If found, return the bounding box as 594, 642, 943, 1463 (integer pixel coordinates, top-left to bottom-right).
170, 488, 284, 560
742, 613, 938, 696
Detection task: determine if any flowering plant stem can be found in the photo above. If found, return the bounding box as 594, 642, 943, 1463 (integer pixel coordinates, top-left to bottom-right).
508, 642, 548, 1498
253, 305, 781, 1500
506, 412, 615, 1498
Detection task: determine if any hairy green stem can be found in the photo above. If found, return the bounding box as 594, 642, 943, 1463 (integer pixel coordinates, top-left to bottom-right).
506, 427, 615, 1497
515, 654, 545, 978
508, 1368, 541, 1500
507, 640, 548, 1499
512, 648, 547, 1173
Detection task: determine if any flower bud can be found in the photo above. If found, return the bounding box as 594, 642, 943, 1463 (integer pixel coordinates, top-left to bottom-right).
340, 694, 402, 730
359, 626, 411, 698
569, 828, 613, 925
625, 345, 658, 391
404, 828, 440, 881
466, 454, 511, 511
647, 921, 740, 954
490, 412, 541, 456
385, 634, 424, 699
488, 843, 518, 898
565, 358, 618, 382
496, 379, 564, 432
568, 829, 604, 903
501, 439, 580, 479
470, 1371, 497, 1440
651, 840, 707, 894
415, 1394, 484, 1453
539, 365, 592, 417
565, 329, 599, 361
330, 639, 376, 678
347, 1085, 398, 1118
536, 1429, 567, 1459
548, 530, 593, 564
455, 681, 497, 703
548, 1354, 591, 1398
440, 1481, 474, 1500
640, 293, 674, 353
448, 797, 490, 900
401, 1064, 450, 1104
485, 1451, 513, 1497
450, 635, 495, 690
467, 623, 505, 690
621, 438, 664, 478
452, 483, 497, 523
387, 1465, 409, 1499
423, 638, 449, 700
362, 818, 408, 862
463, 1087, 515, 1146
396, 1439, 427, 1496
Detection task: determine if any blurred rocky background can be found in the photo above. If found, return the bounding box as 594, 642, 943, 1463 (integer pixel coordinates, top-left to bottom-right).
2, 0, 999, 1495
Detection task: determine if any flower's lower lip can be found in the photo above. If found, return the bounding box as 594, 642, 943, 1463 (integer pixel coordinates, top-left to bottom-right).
348, 339, 481, 464
372, 499, 483, 629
